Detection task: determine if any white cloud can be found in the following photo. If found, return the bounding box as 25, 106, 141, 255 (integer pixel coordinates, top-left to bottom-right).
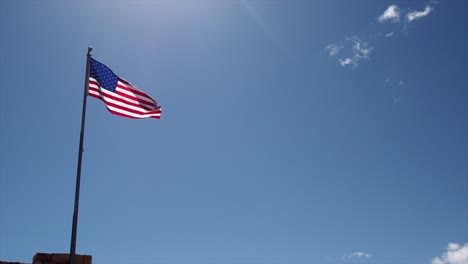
449, 243, 463, 251
325, 44, 343, 56
340, 57, 354, 66
326, 36, 374, 67
407, 6, 433, 22
325, 3, 436, 68
351, 37, 373, 58
431, 243, 468, 264
378, 5, 400, 23
343, 251, 373, 259
340, 37, 373, 67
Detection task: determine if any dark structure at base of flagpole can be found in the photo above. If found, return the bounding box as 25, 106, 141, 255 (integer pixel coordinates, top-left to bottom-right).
69, 47, 92, 264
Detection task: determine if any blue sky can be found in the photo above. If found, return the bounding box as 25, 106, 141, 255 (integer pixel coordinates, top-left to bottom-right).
1, 1, 467, 264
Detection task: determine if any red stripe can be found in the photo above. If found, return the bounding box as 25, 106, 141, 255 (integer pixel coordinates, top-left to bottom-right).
116, 87, 158, 108
106, 109, 161, 119
88, 93, 101, 99
89, 84, 158, 111
117, 80, 157, 102
107, 107, 161, 118
89, 86, 156, 111
88, 78, 162, 119
92, 90, 162, 116
96, 98, 161, 118
89, 87, 161, 115
90, 78, 158, 108
114, 89, 158, 109
100, 96, 162, 116
107, 109, 138, 119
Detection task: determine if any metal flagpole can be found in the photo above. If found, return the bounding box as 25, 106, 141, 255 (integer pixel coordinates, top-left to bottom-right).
69, 47, 92, 264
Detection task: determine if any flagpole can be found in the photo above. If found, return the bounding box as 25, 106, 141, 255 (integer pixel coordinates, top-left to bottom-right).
69, 47, 92, 264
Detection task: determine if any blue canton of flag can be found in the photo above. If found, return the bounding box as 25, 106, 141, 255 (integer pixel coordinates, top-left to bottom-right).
90, 59, 119, 92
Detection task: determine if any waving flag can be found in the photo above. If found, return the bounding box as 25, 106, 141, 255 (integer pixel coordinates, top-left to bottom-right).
88, 58, 162, 119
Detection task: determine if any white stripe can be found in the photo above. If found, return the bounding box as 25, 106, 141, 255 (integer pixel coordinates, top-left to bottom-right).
115, 87, 155, 108
90, 85, 155, 110
90, 77, 156, 107
88, 89, 100, 97
100, 93, 156, 113
90, 90, 161, 118
116, 82, 156, 105
106, 104, 161, 118
89, 78, 161, 118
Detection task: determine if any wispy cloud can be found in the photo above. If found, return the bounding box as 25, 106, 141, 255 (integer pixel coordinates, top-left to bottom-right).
351, 37, 373, 57
377, 4, 435, 36
378, 5, 400, 23
339, 58, 354, 66
342, 251, 373, 259
325, 44, 343, 57
407, 6, 434, 22
325, 3, 435, 67
326, 36, 374, 67
431, 243, 468, 264
341, 37, 373, 67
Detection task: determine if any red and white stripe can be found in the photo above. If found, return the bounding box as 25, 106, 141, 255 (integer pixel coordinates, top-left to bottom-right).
88, 77, 162, 119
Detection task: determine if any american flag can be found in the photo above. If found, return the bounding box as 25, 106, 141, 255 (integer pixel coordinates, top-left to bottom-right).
88, 58, 162, 119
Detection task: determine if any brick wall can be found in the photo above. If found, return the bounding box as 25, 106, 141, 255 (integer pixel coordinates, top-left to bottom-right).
33, 253, 91, 264
0, 253, 91, 264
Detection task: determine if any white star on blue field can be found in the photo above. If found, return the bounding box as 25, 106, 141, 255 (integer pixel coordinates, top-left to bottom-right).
1, 1, 467, 264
